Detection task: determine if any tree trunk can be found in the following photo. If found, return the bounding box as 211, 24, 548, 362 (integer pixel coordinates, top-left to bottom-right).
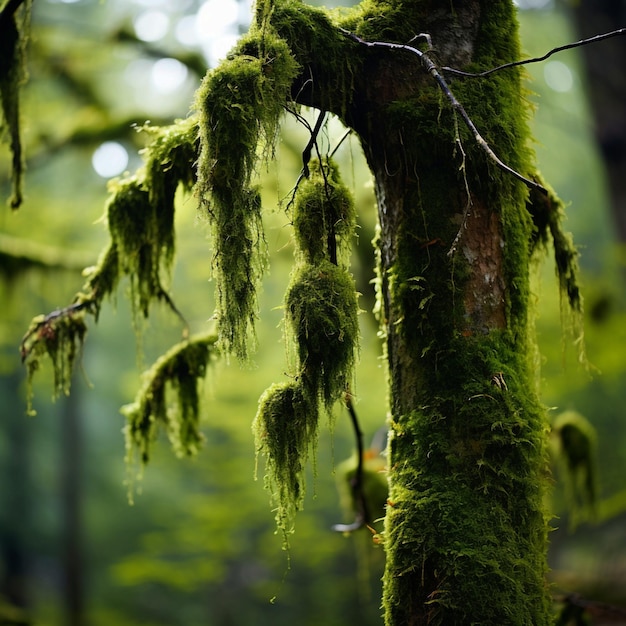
61, 380, 84, 626
271, 1, 553, 623
570, 0, 626, 241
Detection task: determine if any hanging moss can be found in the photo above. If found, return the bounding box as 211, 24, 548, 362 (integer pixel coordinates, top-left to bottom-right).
527, 175, 583, 344
254, 153, 359, 538
0, 0, 31, 209
551, 410, 597, 527
336, 449, 388, 525
21, 308, 88, 415
22, 118, 200, 404
122, 332, 218, 471
285, 260, 359, 408
253, 380, 318, 535
80, 118, 199, 321
292, 158, 356, 266
195, 31, 298, 359
142, 116, 199, 255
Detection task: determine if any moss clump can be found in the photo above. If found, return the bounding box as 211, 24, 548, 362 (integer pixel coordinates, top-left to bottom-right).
527, 175, 583, 341
122, 333, 218, 470
21, 308, 88, 414
253, 381, 318, 534
254, 260, 359, 537
285, 260, 359, 406
292, 158, 356, 266
551, 410, 597, 527
0, 0, 31, 209
336, 449, 388, 524
195, 31, 299, 359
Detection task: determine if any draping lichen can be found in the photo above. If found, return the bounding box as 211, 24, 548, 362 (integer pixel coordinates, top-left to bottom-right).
285, 260, 359, 407
22, 118, 199, 401
122, 332, 218, 472
21, 308, 87, 414
0, 0, 31, 209
253, 381, 317, 534
551, 410, 597, 527
292, 158, 356, 266
195, 31, 299, 359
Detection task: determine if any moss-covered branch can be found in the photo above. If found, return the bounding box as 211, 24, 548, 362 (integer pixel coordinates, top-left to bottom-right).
21, 117, 199, 402
123, 333, 219, 470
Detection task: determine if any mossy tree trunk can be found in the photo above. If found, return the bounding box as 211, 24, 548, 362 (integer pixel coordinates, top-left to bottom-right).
270, 1, 552, 624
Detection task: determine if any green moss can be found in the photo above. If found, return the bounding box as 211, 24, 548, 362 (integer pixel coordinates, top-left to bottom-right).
23, 118, 200, 403
195, 31, 298, 360
267, 0, 358, 116
336, 450, 388, 524
292, 158, 356, 266
122, 332, 218, 471
527, 174, 583, 337
357, 3, 559, 624
285, 260, 359, 408
78, 118, 199, 321
253, 380, 318, 536
383, 333, 552, 625
21, 308, 88, 415
253, 259, 359, 538
551, 411, 597, 527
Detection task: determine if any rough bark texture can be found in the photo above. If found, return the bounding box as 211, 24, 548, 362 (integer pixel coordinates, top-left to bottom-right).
269, 1, 553, 624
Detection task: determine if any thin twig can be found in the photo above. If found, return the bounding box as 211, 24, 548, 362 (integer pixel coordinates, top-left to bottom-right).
340, 29, 547, 195
329, 128, 352, 159
284, 106, 328, 211
442, 27, 626, 78
332, 392, 369, 533
302, 109, 326, 178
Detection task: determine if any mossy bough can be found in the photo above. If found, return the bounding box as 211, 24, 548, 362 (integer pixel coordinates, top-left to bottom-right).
123, 333, 218, 469
21, 117, 200, 412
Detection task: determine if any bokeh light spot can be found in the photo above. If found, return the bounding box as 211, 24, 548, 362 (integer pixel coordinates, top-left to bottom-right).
544, 60, 574, 93
92, 142, 129, 178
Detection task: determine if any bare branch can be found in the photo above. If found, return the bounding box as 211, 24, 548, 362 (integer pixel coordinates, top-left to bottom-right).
332, 392, 369, 533
442, 27, 626, 78
340, 29, 547, 195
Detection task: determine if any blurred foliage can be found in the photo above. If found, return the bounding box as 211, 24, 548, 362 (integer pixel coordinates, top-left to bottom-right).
1, 0, 626, 624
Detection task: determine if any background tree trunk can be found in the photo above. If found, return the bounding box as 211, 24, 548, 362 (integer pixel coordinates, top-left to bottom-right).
570, 0, 626, 241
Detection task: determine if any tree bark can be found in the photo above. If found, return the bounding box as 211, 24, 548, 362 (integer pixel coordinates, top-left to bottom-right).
271, 1, 553, 623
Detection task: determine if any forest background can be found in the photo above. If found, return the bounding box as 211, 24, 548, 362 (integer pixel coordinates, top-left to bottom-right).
1, 0, 625, 624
